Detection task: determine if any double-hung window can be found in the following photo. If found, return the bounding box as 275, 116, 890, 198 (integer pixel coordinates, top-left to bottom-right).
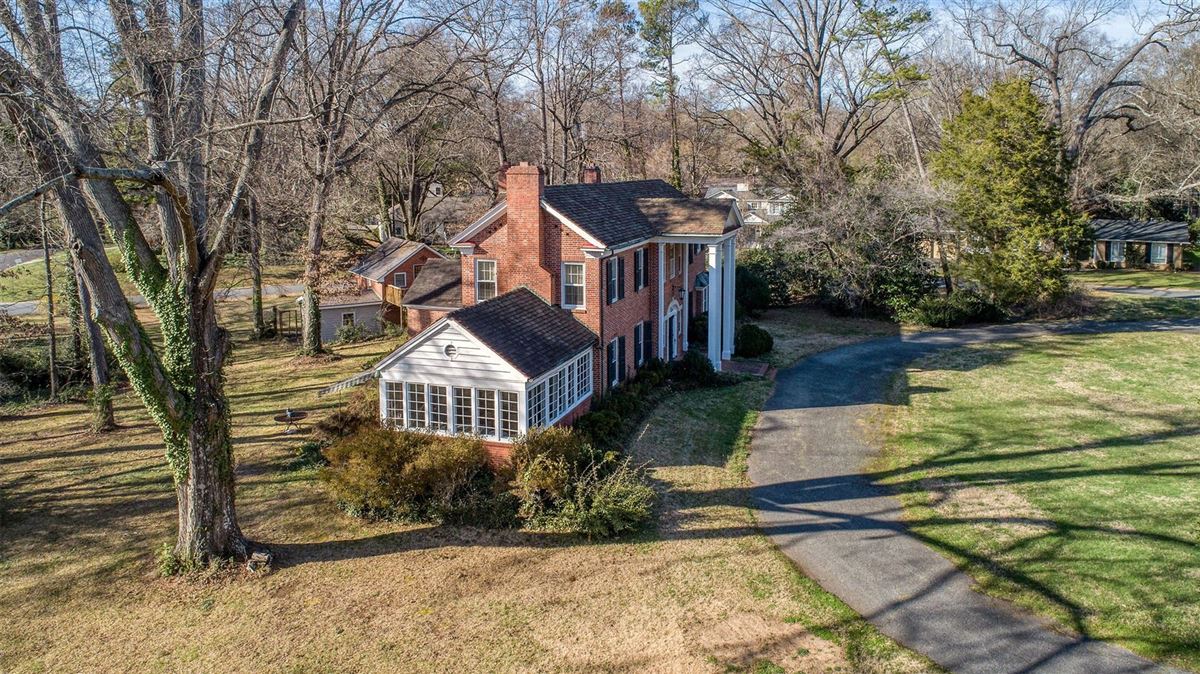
1151, 243, 1167, 265
499, 391, 519, 439
429, 385, 449, 431
1108, 241, 1125, 263
385, 382, 404, 425
341, 312, 355, 327
574, 352, 590, 398
634, 249, 647, 291
562, 262, 585, 308
406, 383, 427, 429
476, 389, 497, 436
634, 320, 653, 366
453, 387, 473, 432
606, 336, 626, 388
606, 256, 625, 304
476, 259, 497, 302
393, 272, 408, 288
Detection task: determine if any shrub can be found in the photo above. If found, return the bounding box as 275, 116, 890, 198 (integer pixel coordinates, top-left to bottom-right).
291, 440, 328, 470
334, 322, 371, 343
669, 348, 718, 388
315, 387, 377, 441
511, 427, 611, 518
734, 323, 774, 358
902, 290, 1004, 327
548, 461, 656, 538
321, 426, 495, 522
739, 246, 801, 306
736, 266, 772, 317
573, 409, 622, 450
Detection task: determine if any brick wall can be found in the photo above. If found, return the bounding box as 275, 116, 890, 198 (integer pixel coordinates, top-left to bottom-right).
405, 307, 448, 334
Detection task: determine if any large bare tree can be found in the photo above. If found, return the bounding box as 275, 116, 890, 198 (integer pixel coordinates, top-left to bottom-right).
953, 0, 1200, 167
0, 0, 301, 564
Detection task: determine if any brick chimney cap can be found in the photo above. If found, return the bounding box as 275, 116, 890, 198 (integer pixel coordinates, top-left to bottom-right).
508, 162, 542, 175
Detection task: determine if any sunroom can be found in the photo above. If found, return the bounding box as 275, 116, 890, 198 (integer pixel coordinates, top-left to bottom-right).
373, 288, 597, 445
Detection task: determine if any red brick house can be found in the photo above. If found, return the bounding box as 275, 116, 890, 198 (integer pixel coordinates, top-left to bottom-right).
348, 238, 446, 316
372, 163, 742, 454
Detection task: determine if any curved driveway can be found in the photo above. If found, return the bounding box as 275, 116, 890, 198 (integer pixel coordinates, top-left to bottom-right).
748, 319, 1200, 674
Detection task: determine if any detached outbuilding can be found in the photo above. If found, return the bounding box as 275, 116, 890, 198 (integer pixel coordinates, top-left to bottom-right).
1090, 219, 1191, 270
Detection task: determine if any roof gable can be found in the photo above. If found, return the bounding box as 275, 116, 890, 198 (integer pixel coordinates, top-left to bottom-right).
403, 258, 462, 309
448, 288, 596, 378
350, 239, 444, 281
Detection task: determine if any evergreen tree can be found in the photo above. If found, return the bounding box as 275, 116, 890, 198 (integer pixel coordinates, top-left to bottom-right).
932, 79, 1086, 306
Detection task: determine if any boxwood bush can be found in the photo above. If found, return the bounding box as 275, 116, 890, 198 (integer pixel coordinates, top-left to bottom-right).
734, 323, 774, 357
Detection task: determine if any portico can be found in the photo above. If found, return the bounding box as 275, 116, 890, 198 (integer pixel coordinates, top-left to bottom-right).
654, 233, 736, 372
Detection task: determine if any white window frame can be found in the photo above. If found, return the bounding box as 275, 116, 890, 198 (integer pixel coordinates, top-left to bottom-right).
384, 381, 405, 425
341, 312, 355, 327
475, 259, 497, 302
1150, 242, 1167, 264
393, 271, 408, 288
562, 262, 585, 309
499, 391, 520, 439
1108, 241, 1125, 263
606, 257, 620, 303
452, 386, 473, 433
526, 350, 592, 431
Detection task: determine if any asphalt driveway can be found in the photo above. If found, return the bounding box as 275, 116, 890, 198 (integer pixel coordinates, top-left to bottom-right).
748, 319, 1200, 674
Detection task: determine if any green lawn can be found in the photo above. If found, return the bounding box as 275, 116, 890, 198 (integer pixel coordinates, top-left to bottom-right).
0, 304, 933, 673
1070, 268, 1200, 291
0, 247, 302, 302
878, 331, 1200, 669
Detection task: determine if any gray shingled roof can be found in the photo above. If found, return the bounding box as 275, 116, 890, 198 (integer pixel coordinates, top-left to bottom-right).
450, 288, 596, 378
402, 258, 462, 309
1091, 218, 1191, 244
349, 238, 426, 281
542, 179, 689, 247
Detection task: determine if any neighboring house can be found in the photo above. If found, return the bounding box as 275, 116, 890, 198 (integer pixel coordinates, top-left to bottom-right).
349, 237, 446, 311
704, 182, 793, 248
313, 289, 385, 343
1089, 219, 1191, 270
372, 162, 742, 457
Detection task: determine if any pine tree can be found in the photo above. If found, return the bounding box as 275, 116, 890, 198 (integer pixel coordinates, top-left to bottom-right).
932, 78, 1086, 306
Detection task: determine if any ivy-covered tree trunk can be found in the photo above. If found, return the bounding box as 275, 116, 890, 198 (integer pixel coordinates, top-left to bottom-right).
301, 175, 331, 355
175, 300, 244, 561
76, 271, 115, 431
0, 0, 302, 567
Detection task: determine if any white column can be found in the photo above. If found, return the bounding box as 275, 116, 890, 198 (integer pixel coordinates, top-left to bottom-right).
657, 242, 666, 359
722, 237, 735, 360
706, 243, 723, 371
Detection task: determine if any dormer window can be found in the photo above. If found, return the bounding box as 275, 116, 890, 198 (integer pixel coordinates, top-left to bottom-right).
476, 259, 497, 302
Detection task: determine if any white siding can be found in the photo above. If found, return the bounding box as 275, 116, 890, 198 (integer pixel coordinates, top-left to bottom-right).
378, 322, 526, 389
321, 304, 382, 343
377, 321, 529, 440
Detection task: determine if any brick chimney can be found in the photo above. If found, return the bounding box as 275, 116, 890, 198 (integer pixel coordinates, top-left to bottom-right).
581, 165, 602, 184
502, 162, 553, 300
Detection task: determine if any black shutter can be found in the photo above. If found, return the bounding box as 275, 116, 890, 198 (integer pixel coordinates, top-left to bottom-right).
1168, 244, 1175, 268
643, 321, 653, 363
618, 336, 627, 382
618, 257, 626, 299
606, 341, 615, 386
642, 252, 650, 288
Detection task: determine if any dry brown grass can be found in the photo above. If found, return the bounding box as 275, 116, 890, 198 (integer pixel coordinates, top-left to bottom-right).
0, 303, 930, 673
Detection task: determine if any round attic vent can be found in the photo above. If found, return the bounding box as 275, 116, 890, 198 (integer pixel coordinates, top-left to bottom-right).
443, 343, 458, 360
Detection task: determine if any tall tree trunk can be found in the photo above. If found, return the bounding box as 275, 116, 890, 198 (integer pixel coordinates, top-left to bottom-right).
75, 264, 115, 431
667, 55, 682, 190
39, 195, 58, 399
301, 175, 330, 354
247, 197, 266, 339
64, 253, 85, 373
176, 300, 244, 562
